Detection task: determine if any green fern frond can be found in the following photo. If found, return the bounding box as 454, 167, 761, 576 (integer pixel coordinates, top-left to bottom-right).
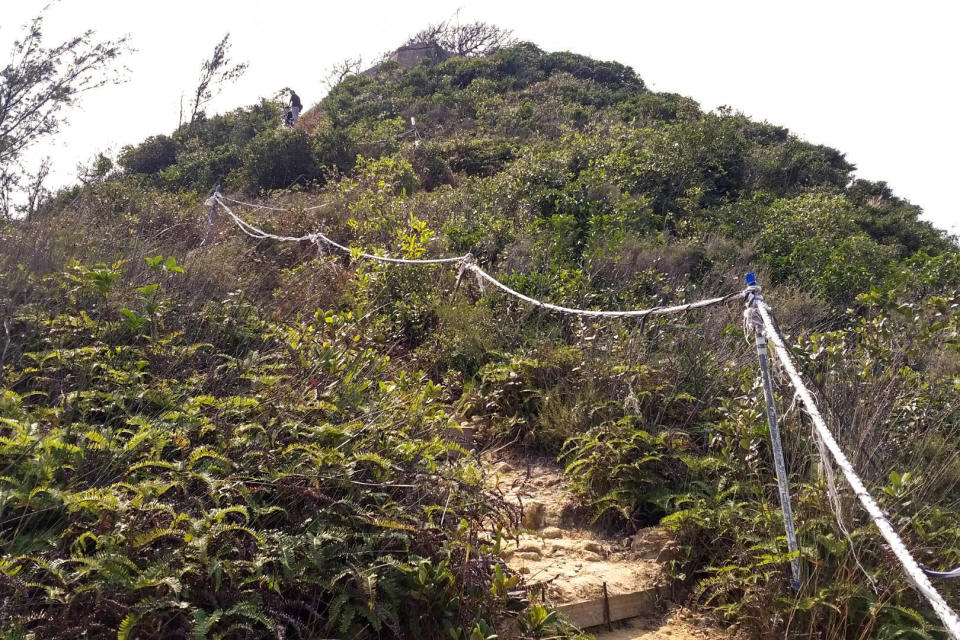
191, 608, 223, 640
117, 613, 139, 640
132, 528, 185, 548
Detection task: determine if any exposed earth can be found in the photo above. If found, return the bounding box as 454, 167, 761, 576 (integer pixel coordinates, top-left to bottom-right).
483, 450, 739, 639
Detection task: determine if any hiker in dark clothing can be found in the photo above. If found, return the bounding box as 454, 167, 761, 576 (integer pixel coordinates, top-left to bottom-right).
288, 90, 302, 126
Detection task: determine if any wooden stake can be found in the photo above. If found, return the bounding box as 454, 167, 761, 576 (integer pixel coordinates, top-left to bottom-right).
603, 581, 612, 631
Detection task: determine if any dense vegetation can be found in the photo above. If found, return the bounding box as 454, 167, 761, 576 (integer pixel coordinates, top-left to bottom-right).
2, 38, 958, 639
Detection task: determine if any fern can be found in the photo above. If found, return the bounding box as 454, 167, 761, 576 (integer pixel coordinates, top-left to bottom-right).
116, 613, 139, 640
132, 528, 184, 548
225, 600, 276, 632
191, 608, 223, 640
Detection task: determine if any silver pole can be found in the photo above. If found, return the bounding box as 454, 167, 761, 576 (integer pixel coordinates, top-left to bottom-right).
747, 275, 801, 589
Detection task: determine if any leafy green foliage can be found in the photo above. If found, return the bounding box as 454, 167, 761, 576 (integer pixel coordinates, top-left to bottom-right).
3, 32, 959, 640
0, 263, 519, 639
119, 135, 179, 175
240, 128, 322, 191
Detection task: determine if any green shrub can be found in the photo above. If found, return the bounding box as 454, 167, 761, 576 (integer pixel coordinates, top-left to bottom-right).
118, 134, 178, 175
314, 125, 359, 174
443, 136, 516, 177
158, 140, 242, 190
757, 192, 897, 304
617, 92, 701, 125
240, 128, 321, 191
411, 141, 455, 190
0, 263, 516, 639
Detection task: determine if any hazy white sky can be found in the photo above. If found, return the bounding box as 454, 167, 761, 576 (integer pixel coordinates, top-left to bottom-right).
4, 0, 958, 232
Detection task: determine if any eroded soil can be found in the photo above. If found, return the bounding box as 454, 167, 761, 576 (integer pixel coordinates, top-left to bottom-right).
482, 450, 738, 639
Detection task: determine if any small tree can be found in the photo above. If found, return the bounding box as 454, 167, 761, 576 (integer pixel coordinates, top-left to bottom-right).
0, 8, 129, 214
405, 19, 514, 57
118, 135, 178, 175
0, 157, 52, 221
0, 170, 15, 221
323, 56, 364, 90
76, 152, 114, 185
21, 158, 50, 219
187, 33, 248, 126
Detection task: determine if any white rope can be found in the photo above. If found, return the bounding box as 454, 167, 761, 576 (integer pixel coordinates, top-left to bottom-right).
214, 194, 468, 264
755, 296, 960, 639
466, 263, 742, 318
212, 194, 744, 315
313, 230, 467, 264
220, 194, 334, 212
216, 197, 313, 242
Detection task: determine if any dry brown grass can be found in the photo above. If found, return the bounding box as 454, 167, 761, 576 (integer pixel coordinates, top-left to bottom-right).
295, 105, 326, 134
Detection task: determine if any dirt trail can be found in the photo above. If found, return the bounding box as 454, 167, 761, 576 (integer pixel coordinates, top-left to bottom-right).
484, 450, 738, 639
488, 453, 672, 604
596, 608, 741, 640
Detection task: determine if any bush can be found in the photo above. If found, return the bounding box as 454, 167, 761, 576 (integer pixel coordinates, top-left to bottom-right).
411, 142, 454, 190
118, 135, 178, 175
176, 99, 282, 149
240, 128, 321, 191
617, 92, 701, 125
157, 140, 242, 191
312, 125, 358, 175
538, 51, 643, 91
443, 136, 516, 177
757, 192, 897, 304
745, 137, 854, 195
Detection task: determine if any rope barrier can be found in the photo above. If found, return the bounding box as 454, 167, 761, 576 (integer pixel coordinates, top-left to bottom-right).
213, 194, 470, 264
211, 193, 745, 314
211, 196, 312, 242
314, 230, 468, 265
220, 194, 334, 212
752, 288, 960, 640
207, 192, 960, 633
466, 262, 742, 318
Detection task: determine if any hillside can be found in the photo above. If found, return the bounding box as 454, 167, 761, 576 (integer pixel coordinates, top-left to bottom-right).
1, 40, 959, 639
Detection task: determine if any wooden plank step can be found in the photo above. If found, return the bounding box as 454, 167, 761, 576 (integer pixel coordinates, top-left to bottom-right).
556, 587, 659, 629
444, 424, 476, 459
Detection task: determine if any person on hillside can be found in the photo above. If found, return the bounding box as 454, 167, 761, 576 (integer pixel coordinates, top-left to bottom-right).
288, 90, 302, 126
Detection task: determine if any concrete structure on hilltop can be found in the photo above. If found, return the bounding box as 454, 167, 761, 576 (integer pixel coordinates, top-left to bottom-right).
363, 42, 453, 76
388, 42, 452, 67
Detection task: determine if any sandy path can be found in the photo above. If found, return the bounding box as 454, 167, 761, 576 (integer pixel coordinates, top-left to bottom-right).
596, 608, 742, 640
484, 451, 737, 639
488, 454, 673, 603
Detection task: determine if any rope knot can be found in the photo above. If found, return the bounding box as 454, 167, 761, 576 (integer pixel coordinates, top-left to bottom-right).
452, 253, 475, 297
460, 251, 477, 270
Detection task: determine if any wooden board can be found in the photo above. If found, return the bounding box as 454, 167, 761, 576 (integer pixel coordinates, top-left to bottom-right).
556, 588, 659, 629
443, 425, 476, 459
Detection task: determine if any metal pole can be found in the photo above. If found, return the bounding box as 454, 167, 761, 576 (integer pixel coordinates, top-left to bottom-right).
746, 273, 801, 589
